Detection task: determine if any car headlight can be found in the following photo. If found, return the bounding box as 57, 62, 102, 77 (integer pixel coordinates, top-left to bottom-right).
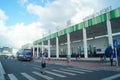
19, 55, 23, 57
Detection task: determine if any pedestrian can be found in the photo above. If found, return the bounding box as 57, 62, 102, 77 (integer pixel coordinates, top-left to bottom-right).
75, 54, 78, 61
40, 53, 46, 75
105, 45, 113, 66
110, 55, 113, 66
100, 54, 104, 62
103, 55, 107, 62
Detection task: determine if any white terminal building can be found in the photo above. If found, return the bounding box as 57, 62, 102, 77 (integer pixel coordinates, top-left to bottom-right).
0, 47, 13, 56
33, 7, 120, 59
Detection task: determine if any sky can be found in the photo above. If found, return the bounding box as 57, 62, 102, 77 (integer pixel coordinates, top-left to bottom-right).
0, 0, 120, 54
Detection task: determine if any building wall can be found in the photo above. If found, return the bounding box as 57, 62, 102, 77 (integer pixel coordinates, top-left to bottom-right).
49, 35, 120, 57
87, 37, 108, 54
0, 47, 12, 56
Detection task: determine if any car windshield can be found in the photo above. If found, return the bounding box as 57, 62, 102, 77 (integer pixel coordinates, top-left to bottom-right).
24, 49, 31, 53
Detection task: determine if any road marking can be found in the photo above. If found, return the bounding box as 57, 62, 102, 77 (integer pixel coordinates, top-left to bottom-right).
0, 62, 6, 80
8, 74, 18, 80
60, 68, 85, 74
0, 62, 5, 74
101, 73, 120, 80
21, 73, 37, 80
33, 71, 53, 80
34, 67, 40, 70
45, 71, 66, 77
52, 69, 76, 75
73, 66, 99, 71
30, 64, 40, 68
68, 68, 93, 72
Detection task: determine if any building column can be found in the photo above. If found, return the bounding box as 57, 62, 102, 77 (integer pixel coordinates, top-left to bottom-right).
106, 12, 113, 48
42, 42, 44, 54
48, 39, 51, 58
32, 45, 35, 57
83, 21, 88, 58
67, 33, 71, 60
37, 44, 39, 58
56, 37, 59, 59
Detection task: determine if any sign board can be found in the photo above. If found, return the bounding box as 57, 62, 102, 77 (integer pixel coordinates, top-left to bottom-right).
113, 40, 118, 48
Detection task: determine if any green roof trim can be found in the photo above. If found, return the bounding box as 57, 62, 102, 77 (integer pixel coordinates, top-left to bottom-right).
88, 19, 92, 27
46, 35, 51, 40
51, 32, 58, 39
74, 24, 79, 31
33, 7, 120, 44
110, 8, 120, 19
79, 22, 85, 29
67, 26, 74, 33
88, 13, 107, 27
33, 40, 38, 45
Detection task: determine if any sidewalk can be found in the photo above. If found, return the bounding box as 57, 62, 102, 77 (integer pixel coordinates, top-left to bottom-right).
35, 58, 120, 71
0, 62, 5, 80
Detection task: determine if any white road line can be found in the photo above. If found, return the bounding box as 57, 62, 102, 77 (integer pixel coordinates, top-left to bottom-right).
60, 68, 85, 74
34, 67, 40, 70
0, 62, 5, 74
68, 68, 93, 72
30, 64, 40, 68
0, 62, 6, 80
73, 67, 99, 71
52, 69, 76, 75
45, 71, 66, 78
21, 73, 37, 80
33, 71, 53, 80
34, 67, 66, 77
8, 74, 18, 80
101, 73, 120, 80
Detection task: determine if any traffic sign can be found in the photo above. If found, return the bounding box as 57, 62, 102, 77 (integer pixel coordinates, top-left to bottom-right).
113, 40, 118, 48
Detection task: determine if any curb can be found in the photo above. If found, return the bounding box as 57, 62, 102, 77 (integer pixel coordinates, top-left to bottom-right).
0, 61, 5, 80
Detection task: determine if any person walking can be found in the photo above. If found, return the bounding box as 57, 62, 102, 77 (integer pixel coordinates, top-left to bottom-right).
110, 55, 113, 66
105, 45, 113, 66
40, 53, 46, 75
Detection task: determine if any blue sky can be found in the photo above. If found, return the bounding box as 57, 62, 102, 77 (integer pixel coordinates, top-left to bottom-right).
0, 0, 120, 26
0, 0, 55, 26
0, 0, 120, 54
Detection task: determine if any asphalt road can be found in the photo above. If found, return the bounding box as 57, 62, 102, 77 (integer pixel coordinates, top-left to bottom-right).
0, 58, 120, 80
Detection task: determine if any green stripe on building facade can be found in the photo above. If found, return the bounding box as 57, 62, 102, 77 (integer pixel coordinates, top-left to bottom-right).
110, 8, 120, 19
33, 7, 120, 45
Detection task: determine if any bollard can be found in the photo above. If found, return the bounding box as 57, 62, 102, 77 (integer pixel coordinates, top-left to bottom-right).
48, 58, 51, 62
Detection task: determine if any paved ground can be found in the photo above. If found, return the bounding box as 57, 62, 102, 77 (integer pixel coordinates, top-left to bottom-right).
0, 62, 5, 80
2, 59, 120, 80
35, 58, 120, 71
1, 58, 120, 80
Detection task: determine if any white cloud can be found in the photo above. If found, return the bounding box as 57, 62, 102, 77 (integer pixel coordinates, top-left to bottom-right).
0, 9, 45, 50
17, 0, 28, 6
1, 0, 118, 52
7, 22, 45, 49
0, 9, 8, 25
0, 9, 8, 37
26, 0, 103, 31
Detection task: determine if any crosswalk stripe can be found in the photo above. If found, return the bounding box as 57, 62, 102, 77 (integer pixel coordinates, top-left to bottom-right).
45, 71, 66, 78
73, 67, 99, 71
60, 68, 85, 74
68, 68, 93, 72
33, 71, 53, 80
30, 64, 40, 68
34, 67, 40, 70
52, 69, 76, 75
101, 73, 120, 80
21, 73, 37, 80
8, 74, 18, 80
